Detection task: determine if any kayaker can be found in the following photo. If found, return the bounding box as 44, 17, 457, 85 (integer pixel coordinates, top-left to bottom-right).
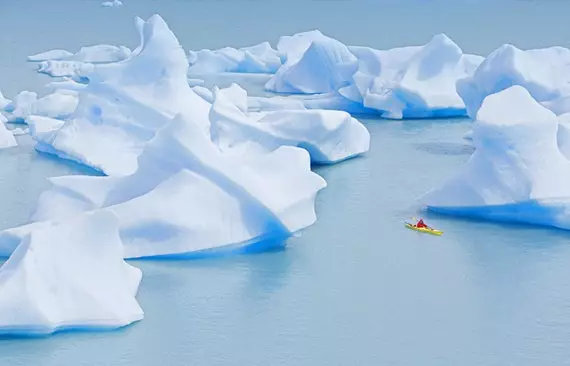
416, 218, 428, 228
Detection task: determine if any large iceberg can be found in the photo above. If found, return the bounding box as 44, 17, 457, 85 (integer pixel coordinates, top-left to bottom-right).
36, 15, 211, 176
210, 84, 370, 163
260, 33, 483, 119
0, 210, 143, 336
457, 44, 570, 118
188, 42, 282, 74
0, 110, 326, 259
421, 85, 570, 229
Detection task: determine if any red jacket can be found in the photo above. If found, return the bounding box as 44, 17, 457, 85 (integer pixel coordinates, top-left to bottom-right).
416, 219, 427, 228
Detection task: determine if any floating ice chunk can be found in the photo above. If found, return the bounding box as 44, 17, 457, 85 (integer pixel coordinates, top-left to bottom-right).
102, 0, 123, 7
3, 90, 78, 123
211, 84, 370, 163
0, 122, 17, 148
188, 42, 282, 74
16, 111, 327, 259
457, 44, 570, 118
38, 14, 211, 176
421, 86, 570, 229
0, 210, 143, 336
266, 36, 358, 94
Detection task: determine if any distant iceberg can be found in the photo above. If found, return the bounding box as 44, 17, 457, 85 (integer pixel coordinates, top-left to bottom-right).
457, 44, 570, 118
188, 42, 282, 74
2, 90, 78, 123
255, 33, 483, 118
421, 85, 570, 229
265, 30, 358, 94
0, 211, 143, 336
29, 44, 131, 77
102, 0, 123, 7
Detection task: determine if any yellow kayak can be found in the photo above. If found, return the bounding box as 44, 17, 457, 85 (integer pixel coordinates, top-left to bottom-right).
405, 223, 443, 236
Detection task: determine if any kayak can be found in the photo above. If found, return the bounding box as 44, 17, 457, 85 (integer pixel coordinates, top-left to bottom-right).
405, 222, 443, 236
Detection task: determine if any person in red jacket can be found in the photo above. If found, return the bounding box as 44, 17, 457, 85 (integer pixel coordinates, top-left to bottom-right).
416, 218, 428, 228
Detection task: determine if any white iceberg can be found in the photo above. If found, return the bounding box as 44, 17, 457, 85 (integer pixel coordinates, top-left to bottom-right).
457, 44, 570, 118
256, 33, 482, 118
3, 111, 326, 259
421, 86, 570, 229
102, 0, 123, 7
2, 90, 78, 123
0, 210, 143, 336
36, 14, 211, 176
30, 45, 131, 77
210, 84, 370, 163
266, 31, 358, 94
188, 42, 282, 74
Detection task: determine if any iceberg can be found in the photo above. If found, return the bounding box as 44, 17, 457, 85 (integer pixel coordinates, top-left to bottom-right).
457, 44, 570, 118
1, 110, 326, 259
266, 31, 358, 94
210, 84, 370, 163
421, 86, 570, 229
0, 210, 143, 336
2, 90, 78, 123
188, 42, 282, 74
36, 14, 211, 176
102, 0, 123, 7
256, 33, 482, 118
30, 45, 131, 77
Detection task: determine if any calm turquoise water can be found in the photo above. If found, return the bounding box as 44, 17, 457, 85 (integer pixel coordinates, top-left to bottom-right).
2, 1, 570, 365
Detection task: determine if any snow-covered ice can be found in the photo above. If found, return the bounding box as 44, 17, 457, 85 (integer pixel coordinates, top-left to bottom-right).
421, 86, 570, 229
188, 42, 282, 74
457, 44, 570, 118
0, 210, 143, 336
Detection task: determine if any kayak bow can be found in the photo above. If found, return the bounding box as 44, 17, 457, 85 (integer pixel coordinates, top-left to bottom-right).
405, 222, 443, 236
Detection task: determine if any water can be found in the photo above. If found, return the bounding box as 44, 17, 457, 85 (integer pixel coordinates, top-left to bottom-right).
2, 1, 570, 365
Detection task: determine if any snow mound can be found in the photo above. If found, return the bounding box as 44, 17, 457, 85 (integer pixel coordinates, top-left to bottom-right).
457, 44, 570, 118
266, 32, 358, 94
36, 14, 211, 176
188, 42, 282, 74
0, 210, 143, 336
210, 84, 370, 163
421, 86, 570, 229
